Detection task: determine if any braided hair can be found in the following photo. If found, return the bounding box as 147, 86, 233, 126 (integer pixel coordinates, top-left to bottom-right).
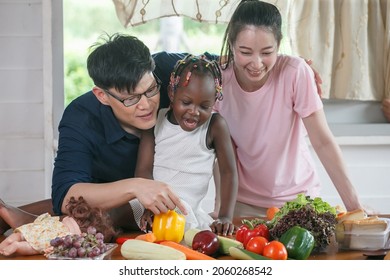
169, 54, 223, 101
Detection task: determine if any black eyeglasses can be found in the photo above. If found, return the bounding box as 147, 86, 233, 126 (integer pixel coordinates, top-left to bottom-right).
103, 76, 161, 107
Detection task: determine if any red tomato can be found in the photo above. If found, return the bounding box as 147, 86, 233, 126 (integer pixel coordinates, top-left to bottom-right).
243, 229, 261, 248
235, 225, 249, 243
245, 236, 268, 255
115, 237, 133, 244
262, 240, 288, 260
254, 224, 270, 240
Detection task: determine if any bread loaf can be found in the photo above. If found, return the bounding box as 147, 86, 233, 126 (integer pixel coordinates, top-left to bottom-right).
343, 216, 387, 233
336, 209, 366, 223
335, 209, 390, 250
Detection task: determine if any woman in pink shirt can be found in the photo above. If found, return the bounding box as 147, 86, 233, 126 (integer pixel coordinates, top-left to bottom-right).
213, 0, 363, 216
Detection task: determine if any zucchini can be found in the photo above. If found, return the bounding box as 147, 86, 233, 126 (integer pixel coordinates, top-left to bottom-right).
121, 239, 186, 260
229, 247, 272, 260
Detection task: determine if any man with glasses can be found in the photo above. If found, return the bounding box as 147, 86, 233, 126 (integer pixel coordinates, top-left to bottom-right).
51, 33, 188, 231
0, 33, 187, 235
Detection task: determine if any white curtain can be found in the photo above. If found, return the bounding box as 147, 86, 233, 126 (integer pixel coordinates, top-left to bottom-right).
112, 0, 390, 101
288, 0, 389, 101
112, 0, 288, 26
112, 0, 238, 26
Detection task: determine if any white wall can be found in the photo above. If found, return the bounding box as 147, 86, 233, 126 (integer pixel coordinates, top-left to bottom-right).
311, 138, 390, 214
0, 0, 63, 206
317, 100, 390, 214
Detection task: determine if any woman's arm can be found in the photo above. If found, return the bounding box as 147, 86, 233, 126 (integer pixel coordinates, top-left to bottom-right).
303, 109, 363, 211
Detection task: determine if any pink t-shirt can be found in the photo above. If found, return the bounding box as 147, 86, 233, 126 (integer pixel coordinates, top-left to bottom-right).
214, 55, 323, 208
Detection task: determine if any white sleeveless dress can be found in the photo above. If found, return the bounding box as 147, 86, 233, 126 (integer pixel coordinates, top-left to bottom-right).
130, 108, 215, 231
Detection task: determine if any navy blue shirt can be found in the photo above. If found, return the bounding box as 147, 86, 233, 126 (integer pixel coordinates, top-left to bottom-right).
51, 92, 142, 214
51, 51, 217, 214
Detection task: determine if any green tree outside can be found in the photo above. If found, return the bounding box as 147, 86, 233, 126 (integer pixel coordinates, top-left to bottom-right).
63, 1, 289, 106
63, 0, 226, 106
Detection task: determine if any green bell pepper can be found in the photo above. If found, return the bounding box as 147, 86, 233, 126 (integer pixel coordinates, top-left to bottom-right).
279, 226, 315, 260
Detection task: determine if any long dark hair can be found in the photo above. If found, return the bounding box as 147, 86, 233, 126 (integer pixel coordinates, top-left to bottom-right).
220, 0, 283, 70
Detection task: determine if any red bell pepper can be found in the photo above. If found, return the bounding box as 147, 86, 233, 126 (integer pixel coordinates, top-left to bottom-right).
235, 224, 249, 243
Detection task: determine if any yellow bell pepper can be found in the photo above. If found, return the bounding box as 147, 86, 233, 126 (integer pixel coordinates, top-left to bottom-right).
152, 210, 186, 243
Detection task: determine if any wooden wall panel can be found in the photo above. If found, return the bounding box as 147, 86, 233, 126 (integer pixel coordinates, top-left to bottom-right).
0, 37, 42, 69
0, 69, 43, 102
0, 171, 46, 206
0, 1, 42, 35
0, 138, 44, 169
0, 104, 43, 136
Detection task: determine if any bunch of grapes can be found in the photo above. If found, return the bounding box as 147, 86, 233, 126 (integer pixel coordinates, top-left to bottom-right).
49, 226, 108, 258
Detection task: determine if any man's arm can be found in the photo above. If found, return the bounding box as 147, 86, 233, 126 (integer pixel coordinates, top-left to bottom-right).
382, 98, 390, 122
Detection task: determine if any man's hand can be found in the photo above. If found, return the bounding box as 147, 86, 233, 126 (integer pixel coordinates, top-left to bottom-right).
382, 98, 390, 122
304, 59, 323, 97
135, 179, 188, 215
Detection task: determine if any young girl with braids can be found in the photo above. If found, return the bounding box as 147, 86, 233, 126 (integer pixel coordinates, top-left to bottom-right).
131, 54, 238, 236
0, 196, 116, 256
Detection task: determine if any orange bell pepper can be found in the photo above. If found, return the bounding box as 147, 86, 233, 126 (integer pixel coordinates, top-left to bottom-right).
152, 210, 186, 243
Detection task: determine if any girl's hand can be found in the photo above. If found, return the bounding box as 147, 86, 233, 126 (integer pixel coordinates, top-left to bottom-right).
140, 209, 154, 232
209, 217, 237, 236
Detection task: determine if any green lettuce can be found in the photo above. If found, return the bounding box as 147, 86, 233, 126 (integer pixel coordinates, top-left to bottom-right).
271, 194, 336, 225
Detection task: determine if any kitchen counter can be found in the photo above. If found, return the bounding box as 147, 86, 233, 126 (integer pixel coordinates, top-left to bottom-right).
1, 215, 389, 261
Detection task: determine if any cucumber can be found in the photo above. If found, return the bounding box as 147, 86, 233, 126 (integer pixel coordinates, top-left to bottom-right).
217, 235, 244, 255
229, 247, 272, 260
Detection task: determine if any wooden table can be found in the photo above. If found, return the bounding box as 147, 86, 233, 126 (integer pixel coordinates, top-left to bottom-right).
1, 216, 389, 260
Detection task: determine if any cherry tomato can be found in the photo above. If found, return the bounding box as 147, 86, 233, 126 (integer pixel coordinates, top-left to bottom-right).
235, 225, 249, 243
115, 237, 133, 244
254, 224, 270, 240
245, 236, 268, 255
262, 240, 288, 260
266, 206, 280, 221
